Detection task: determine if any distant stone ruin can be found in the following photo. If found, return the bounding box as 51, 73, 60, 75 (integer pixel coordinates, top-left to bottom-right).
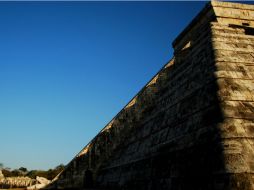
0, 170, 4, 179
27, 176, 51, 190
46, 1, 254, 190
0, 176, 35, 189
0, 171, 50, 189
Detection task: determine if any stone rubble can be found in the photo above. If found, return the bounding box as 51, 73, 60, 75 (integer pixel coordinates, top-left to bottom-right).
0, 171, 50, 190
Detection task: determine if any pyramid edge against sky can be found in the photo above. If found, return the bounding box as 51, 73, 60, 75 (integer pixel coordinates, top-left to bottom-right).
46, 1, 254, 189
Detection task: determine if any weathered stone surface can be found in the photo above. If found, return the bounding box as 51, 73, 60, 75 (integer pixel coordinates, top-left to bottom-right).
0, 175, 51, 189
0, 170, 4, 178
46, 1, 254, 190
27, 176, 51, 190
0, 176, 35, 189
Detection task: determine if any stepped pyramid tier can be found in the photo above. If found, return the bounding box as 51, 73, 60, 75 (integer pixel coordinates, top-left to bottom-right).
46, 1, 254, 190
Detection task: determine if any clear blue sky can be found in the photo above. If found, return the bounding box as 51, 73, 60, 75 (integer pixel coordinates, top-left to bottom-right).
0, 1, 208, 170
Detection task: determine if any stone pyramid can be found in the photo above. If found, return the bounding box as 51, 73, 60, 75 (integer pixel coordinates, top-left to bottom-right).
47, 1, 254, 190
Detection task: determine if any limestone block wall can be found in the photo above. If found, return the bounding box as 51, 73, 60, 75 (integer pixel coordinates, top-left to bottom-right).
211, 16, 254, 188
47, 1, 254, 190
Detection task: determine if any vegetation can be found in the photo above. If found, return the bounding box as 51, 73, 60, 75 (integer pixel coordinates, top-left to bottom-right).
0, 163, 65, 180
26, 164, 65, 180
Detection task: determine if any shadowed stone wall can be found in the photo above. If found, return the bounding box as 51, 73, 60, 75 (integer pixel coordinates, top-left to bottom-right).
46, 1, 254, 189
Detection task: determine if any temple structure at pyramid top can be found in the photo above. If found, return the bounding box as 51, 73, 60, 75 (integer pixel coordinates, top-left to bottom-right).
46, 1, 254, 189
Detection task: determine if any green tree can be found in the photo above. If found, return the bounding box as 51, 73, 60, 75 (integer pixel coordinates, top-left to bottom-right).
26, 164, 65, 180
19, 167, 28, 173
54, 164, 65, 172
26, 170, 37, 179
2, 169, 14, 177
11, 169, 23, 177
